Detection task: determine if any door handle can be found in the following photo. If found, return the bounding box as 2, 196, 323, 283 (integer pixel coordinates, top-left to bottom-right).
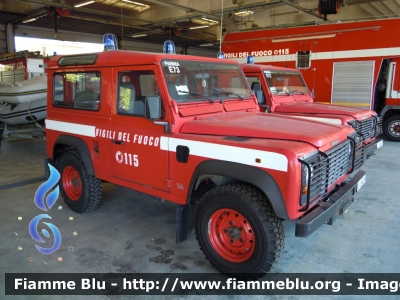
112, 140, 125, 145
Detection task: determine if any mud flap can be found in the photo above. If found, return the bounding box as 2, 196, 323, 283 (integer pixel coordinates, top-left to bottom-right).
176, 204, 195, 244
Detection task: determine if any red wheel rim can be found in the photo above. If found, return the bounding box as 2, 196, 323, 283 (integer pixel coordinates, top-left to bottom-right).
62, 166, 82, 201
208, 209, 255, 263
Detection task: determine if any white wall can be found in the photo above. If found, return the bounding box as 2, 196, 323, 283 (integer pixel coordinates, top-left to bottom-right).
14, 25, 217, 57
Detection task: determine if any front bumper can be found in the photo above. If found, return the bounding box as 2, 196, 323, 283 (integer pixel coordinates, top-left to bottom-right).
295, 170, 366, 237
364, 138, 383, 161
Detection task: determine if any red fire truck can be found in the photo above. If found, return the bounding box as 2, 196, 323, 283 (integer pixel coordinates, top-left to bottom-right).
222, 17, 400, 141
45, 38, 366, 276
240, 63, 383, 165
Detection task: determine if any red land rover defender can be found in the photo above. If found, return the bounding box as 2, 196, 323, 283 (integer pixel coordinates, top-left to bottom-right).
44, 45, 367, 276
241, 63, 383, 166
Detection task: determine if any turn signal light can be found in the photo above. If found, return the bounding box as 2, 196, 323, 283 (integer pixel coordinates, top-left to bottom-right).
302, 185, 308, 195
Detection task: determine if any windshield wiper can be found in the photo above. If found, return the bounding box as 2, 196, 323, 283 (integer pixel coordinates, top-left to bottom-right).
289, 90, 305, 95
277, 90, 290, 96
177, 90, 215, 103
219, 88, 244, 100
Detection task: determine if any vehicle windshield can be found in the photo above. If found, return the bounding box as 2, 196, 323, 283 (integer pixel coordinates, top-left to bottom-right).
263, 70, 308, 95
161, 60, 251, 103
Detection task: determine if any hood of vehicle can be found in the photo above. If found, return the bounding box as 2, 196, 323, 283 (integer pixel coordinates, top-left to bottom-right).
275, 102, 373, 119
180, 112, 349, 148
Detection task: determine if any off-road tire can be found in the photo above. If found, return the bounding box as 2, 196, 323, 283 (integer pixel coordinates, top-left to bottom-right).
383, 114, 400, 142
57, 149, 102, 213
195, 183, 284, 278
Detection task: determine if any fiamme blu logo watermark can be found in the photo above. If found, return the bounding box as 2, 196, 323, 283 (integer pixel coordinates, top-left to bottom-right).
28, 164, 62, 254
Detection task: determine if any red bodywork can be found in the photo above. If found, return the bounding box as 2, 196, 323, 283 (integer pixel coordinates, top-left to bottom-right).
240, 63, 379, 144
45, 50, 355, 220
222, 18, 400, 113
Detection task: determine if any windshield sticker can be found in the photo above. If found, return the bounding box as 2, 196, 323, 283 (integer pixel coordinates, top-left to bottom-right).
163, 61, 180, 67
176, 85, 189, 95
164, 61, 181, 73
264, 71, 272, 78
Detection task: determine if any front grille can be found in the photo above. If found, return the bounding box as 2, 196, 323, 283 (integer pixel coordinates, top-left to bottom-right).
352, 135, 365, 170
350, 117, 381, 140
376, 116, 383, 135
325, 140, 352, 186
300, 140, 353, 206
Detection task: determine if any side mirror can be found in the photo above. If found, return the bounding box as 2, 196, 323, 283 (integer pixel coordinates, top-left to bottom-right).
145, 96, 161, 120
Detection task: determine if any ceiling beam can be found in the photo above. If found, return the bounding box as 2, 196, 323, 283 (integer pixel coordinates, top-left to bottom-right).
347, 0, 387, 5
280, 0, 324, 19
152, 1, 285, 26
380, 1, 396, 14
14, 0, 153, 28
139, 0, 226, 22
358, 3, 383, 17
370, 2, 391, 14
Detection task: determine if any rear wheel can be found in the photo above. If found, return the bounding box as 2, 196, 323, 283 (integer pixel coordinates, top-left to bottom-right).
195, 183, 284, 278
57, 150, 102, 212
383, 114, 400, 142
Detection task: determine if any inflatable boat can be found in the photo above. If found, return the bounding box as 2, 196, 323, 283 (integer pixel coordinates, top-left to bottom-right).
0, 75, 47, 104
0, 98, 47, 125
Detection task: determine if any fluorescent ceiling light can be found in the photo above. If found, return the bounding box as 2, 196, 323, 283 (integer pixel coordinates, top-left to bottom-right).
131, 33, 148, 38
234, 10, 254, 16
192, 18, 218, 26
74, 0, 95, 8
201, 17, 218, 23
189, 25, 210, 30
122, 0, 144, 4
121, 0, 150, 11
21, 18, 37, 24
199, 43, 214, 47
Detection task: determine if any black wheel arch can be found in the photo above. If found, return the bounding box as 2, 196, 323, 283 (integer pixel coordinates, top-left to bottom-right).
52, 135, 94, 176
380, 107, 400, 119
187, 160, 289, 220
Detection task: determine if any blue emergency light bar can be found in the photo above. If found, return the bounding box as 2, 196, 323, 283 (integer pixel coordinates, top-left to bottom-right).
103, 33, 118, 51
217, 51, 225, 59
163, 40, 176, 54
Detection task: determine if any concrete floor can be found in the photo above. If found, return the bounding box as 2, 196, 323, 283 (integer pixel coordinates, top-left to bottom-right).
0, 135, 399, 300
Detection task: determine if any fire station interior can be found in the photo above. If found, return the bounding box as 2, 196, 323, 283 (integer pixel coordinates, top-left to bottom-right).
1, 0, 399, 298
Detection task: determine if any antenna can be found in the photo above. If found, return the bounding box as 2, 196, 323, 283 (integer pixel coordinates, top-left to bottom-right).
218, 0, 225, 59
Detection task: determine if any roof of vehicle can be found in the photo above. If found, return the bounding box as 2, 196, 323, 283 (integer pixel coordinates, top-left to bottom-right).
46, 50, 241, 69
240, 63, 300, 72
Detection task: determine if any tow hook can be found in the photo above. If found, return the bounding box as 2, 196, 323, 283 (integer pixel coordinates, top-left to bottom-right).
340, 198, 354, 215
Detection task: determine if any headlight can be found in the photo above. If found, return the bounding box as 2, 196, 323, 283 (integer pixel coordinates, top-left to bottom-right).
347, 141, 354, 172
303, 165, 309, 186
347, 142, 352, 157
300, 164, 312, 206
299, 154, 319, 207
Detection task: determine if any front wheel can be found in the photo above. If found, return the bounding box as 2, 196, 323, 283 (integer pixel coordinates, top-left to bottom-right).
57, 149, 102, 213
195, 183, 284, 277
383, 114, 400, 142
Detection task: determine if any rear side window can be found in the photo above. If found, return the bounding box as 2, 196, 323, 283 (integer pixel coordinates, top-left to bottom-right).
53, 72, 101, 111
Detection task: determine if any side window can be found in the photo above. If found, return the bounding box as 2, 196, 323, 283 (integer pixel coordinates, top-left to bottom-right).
246, 76, 266, 104
296, 51, 311, 69
247, 76, 262, 91
117, 70, 160, 117
53, 72, 101, 110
